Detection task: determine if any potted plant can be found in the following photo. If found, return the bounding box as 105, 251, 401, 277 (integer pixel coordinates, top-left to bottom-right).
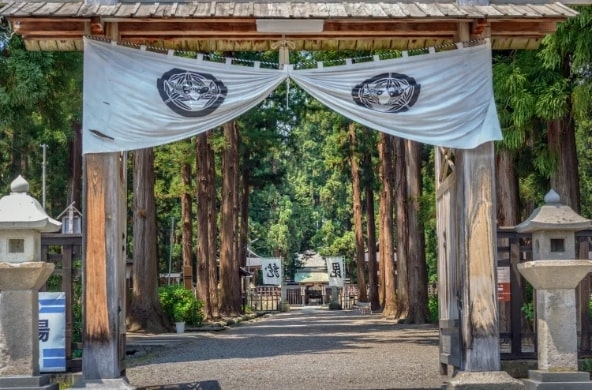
172, 295, 193, 333
158, 285, 204, 333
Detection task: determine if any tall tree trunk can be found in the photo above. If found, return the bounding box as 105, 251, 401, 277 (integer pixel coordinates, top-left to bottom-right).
181, 150, 194, 290
394, 137, 409, 320
364, 153, 380, 311
548, 120, 580, 212
379, 133, 397, 317
350, 123, 368, 302
405, 140, 428, 324
495, 148, 520, 227
219, 121, 241, 315
239, 161, 250, 268
196, 133, 214, 319
238, 156, 250, 307
495, 147, 521, 334
378, 178, 386, 308
548, 55, 580, 211
126, 148, 168, 333
206, 131, 219, 318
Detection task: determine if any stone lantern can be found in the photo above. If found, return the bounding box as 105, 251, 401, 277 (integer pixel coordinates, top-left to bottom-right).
516, 189, 592, 390
0, 175, 61, 390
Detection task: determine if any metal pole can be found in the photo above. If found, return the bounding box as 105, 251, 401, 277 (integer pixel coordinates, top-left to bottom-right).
167, 217, 175, 285
41, 144, 47, 209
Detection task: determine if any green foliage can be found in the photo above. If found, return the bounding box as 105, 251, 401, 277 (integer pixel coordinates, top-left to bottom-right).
0, 35, 82, 216
581, 358, 592, 375
577, 120, 592, 217
158, 285, 204, 326
428, 295, 438, 324
521, 302, 535, 327
328, 301, 342, 310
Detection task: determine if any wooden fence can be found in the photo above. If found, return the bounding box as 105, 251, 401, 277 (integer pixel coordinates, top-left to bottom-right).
246, 284, 360, 310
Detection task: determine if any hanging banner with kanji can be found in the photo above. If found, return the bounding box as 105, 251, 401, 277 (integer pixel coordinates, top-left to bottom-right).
326, 257, 345, 287
261, 258, 283, 286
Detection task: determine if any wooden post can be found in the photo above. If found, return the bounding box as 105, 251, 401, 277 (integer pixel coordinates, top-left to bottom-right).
435, 146, 461, 376
82, 152, 127, 382
444, 20, 523, 389
456, 142, 500, 371
578, 240, 590, 351
454, 19, 500, 372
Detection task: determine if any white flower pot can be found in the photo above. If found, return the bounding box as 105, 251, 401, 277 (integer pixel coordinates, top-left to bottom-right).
175, 321, 185, 334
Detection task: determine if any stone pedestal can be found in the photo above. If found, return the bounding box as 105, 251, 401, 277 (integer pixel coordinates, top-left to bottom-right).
0, 375, 58, 390
443, 371, 524, 389
536, 288, 578, 371
0, 263, 57, 389
518, 260, 592, 390
523, 370, 592, 390
71, 378, 136, 389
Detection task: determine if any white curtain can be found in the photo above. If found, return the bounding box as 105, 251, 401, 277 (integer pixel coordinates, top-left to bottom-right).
83, 37, 501, 154
83, 38, 287, 154
289, 43, 501, 149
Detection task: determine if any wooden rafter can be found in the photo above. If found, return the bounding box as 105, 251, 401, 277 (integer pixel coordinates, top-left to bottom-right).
0, 0, 579, 51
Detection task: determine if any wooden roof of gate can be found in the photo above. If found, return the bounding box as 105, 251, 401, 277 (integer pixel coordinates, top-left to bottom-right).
0, 0, 583, 51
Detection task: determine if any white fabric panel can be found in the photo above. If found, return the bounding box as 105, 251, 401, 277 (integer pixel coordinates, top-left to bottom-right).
325, 256, 345, 287
83, 37, 288, 154
261, 258, 283, 286
289, 42, 501, 149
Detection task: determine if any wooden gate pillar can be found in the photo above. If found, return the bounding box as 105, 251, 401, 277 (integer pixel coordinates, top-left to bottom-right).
79, 152, 130, 387
442, 144, 524, 388
436, 139, 500, 374
455, 143, 500, 371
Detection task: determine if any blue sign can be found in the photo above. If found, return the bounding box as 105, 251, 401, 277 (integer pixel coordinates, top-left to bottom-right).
39, 292, 66, 372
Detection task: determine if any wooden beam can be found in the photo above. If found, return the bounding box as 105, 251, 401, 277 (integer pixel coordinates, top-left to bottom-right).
489, 20, 557, 35
10, 16, 559, 43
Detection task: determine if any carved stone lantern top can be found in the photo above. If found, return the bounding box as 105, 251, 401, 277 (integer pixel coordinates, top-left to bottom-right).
516, 189, 591, 233
0, 175, 61, 232
516, 189, 591, 261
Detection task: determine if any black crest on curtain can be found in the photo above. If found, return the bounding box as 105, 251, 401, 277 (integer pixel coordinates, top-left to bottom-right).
351, 72, 420, 113
157, 68, 227, 117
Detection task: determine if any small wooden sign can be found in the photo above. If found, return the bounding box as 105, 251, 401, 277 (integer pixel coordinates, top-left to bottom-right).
497, 266, 511, 302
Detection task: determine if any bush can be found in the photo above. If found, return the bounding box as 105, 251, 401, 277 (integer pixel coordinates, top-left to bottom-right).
428, 295, 439, 323
158, 285, 204, 326
328, 301, 342, 310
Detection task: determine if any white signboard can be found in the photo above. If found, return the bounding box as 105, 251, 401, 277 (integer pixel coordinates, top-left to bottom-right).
326, 257, 345, 287
39, 292, 66, 373
261, 258, 283, 286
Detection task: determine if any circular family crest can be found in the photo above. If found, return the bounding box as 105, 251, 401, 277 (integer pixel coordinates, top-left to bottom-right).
351, 73, 420, 113
157, 68, 227, 117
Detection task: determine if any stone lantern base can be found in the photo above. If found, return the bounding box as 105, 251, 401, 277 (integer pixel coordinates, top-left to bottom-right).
0, 375, 58, 389
523, 370, 592, 389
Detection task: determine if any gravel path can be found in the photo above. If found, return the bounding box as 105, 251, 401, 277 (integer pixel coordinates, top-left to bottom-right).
126, 306, 448, 390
